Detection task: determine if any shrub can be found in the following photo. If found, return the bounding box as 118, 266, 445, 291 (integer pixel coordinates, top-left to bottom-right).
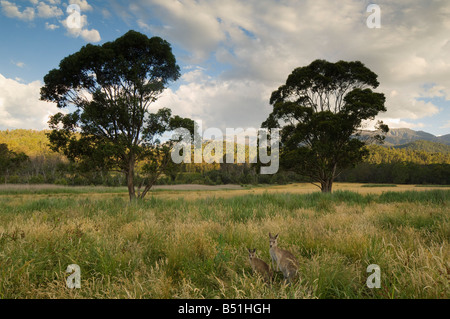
54, 178, 68, 186
28, 175, 44, 184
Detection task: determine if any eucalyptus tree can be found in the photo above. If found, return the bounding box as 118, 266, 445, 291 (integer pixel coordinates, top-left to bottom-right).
41, 30, 194, 200
263, 59, 388, 192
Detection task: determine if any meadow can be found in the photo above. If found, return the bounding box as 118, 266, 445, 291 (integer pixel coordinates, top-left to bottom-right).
0, 183, 448, 299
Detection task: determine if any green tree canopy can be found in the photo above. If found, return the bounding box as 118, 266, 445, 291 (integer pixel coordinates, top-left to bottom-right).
40, 30, 194, 200
262, 59, 388, 192
0, 143, 29, 180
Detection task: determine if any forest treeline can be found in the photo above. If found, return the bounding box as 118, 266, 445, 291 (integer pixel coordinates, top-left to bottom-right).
0, 129, 449, 186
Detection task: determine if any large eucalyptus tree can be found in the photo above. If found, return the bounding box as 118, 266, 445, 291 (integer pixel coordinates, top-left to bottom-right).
263, 60, 388, 192
41, 30, 194, 200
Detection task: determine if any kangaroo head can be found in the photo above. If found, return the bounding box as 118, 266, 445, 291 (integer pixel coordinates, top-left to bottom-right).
269, 232, 279, 248
248, 248, 257, 259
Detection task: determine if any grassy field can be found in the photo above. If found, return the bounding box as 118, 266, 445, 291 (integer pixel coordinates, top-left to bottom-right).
0, 183, 448, 299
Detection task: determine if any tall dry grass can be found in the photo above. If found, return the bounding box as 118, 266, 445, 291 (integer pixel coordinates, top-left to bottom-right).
0, 187, 448, 298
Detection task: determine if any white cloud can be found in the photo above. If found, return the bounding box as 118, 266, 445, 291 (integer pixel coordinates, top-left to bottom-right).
79, 28, 101, 42
1, 0, 99, 42
101, 8, 111, 19
45, 21, 59, 30
132, 0, 226, 62
36, 1, 62, 18
12, 61, 25, 68
137, 19, 151, 31
0, 74, 62, 130
61, 12, 101, 42
68, 0, 92, 12
153, 69, 273, 131
380, 119, 425, 130
362, 118, 425, 132
1, 0, 35, 21
378, 83, 440, 120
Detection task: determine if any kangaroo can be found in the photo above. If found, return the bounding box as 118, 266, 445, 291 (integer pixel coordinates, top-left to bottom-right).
248, 248, 272, 284
269, 232, 299, 284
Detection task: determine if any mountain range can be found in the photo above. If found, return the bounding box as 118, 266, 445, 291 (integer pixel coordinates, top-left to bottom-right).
357, 128, 450, 153
381, 128, 450, 146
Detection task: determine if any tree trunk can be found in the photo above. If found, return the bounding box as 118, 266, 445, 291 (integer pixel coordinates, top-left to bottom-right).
138, 183, 152, 200
320, 163, 337, 193
126, 156, 136, 201
321, 179, 333, 193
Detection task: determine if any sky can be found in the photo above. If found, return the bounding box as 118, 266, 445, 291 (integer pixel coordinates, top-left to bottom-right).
0, 0, 449, 136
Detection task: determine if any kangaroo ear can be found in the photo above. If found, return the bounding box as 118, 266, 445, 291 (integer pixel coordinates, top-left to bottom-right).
275, 234, 279, 239
269, 232, 272, 237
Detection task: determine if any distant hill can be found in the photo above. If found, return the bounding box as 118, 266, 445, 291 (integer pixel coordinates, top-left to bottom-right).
361, 128, 450, 146
0, 129, 57, 158
383, 128, 444, 145
438, 134, 450, 145
2, 128, 450, 158
393, 140, 450, 153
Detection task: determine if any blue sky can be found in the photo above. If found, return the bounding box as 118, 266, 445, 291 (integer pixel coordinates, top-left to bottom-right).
1, 0, 449, 136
